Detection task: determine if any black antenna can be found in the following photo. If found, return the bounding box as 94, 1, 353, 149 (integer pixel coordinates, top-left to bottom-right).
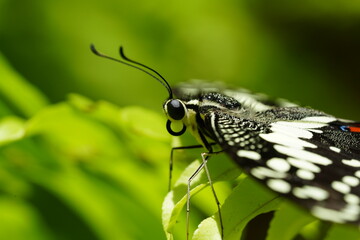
118, 47, 173, 98
90, 44, 173, 99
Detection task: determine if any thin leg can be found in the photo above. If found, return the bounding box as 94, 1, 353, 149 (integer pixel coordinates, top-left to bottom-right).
186, 150, 224, 240
169, 143, 217, 191
201, 151, 224, 239
186, 161, 206, 240
169, 145, 204, 191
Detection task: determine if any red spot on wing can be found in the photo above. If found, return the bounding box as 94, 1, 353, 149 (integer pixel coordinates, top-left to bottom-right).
349, 126, 360, 132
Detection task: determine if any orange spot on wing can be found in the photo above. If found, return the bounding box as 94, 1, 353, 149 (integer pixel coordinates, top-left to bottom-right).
349, 126, 360, 132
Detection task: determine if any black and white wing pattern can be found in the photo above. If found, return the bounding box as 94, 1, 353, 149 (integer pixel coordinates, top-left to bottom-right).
204, 110, 360, 224
175, 82, 360, 225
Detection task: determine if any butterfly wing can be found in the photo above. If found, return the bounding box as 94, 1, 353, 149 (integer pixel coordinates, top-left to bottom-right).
174, 81, 298, 110
203, 110, 360, 224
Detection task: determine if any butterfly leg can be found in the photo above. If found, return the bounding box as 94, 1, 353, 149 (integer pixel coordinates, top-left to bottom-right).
186, 159, 206, 240
185, 150, 224, 240
201, 151, 224, 239
169, 145, 204, 191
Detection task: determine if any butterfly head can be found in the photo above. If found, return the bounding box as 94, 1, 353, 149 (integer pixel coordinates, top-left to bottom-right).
163, 99, 187, 136
90, 44, 187, 136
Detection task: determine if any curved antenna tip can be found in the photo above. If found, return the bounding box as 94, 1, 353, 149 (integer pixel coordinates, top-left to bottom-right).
119, 46, 126, 59
90, 44, 100, 55
91, 44, 173, 99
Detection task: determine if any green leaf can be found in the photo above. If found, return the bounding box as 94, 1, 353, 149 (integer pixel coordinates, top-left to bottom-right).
192, 217, 221, 240
0, 116, 25, 146
266, 201, 316, 240
68, 94, 171, 165
200, 177, 282, 240
0, 95, 171, 239
118, 106, 171, 164
26, 102, 125, 161
0, 52, 48, 117
324, 224, 360, 240
162, 157, 241, 239
0, 197, 54, 240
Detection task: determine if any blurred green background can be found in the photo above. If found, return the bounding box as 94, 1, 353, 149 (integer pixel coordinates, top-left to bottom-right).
1, 1, 360, 239
1, 0, 360, 117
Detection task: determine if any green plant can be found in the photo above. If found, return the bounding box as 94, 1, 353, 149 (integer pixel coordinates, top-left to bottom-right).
1, 50, 360, 240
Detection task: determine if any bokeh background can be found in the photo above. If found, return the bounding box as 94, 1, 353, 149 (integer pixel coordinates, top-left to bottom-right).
2, 1, 360, 117
1, 1, 360, 239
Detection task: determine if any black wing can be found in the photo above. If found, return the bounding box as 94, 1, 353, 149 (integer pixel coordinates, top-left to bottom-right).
204, 110, 360, 224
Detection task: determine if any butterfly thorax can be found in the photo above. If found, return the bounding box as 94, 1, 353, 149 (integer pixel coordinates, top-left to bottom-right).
181, 92, 259, 147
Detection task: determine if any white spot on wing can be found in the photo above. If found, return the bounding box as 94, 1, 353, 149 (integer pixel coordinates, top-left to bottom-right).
267, 179, 291, 193
250, 167, 287, 180
275, 121, 327, 129
344, 194, 360, 205
312, 207, 346, 223
309, 129, 323, 133
301, 116, 336, 123
236, 150, 261, 161
293, 186, 329, 201
260, 132, 316, 149
270, 123, 313, 139
329, 146, 341, 153
342, 159, 360, 167
287, 158, 321, 172
312, 205, 360, 223
266, 158, 291, 172
355, 170, 360, 178
296, 169, 315, 180
331, 181, 351, 194
342, 176, 360, 187
274, 145, 332, 166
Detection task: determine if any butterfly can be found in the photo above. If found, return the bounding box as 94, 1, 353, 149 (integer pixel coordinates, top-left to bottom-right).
171, 81, 360, 226
90, 45, 360, 238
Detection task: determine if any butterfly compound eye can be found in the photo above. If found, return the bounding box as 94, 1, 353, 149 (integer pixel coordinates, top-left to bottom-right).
165, 99, 186, 121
